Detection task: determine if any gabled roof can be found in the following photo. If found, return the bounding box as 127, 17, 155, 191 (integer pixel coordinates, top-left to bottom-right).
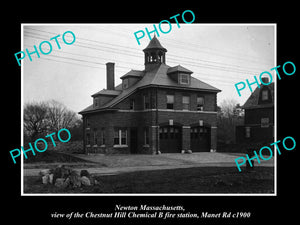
79, 64, 221, 114
242, 83, 274, 109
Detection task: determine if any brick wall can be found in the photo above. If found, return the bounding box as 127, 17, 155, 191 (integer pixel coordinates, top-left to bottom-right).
244, 107, 274, 125
83, 86, 219, 154
236, 125, 274, 145
114, 87, 217, 112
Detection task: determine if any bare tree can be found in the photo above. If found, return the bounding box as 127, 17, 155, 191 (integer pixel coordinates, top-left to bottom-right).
24, 101, 48, 141
24, 100, 80, 142
46, 100, 78, 133
217, 99, 244, 145
219, 99, 238, 118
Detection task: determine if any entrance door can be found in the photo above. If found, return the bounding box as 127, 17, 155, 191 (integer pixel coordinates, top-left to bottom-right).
190, 126, 210, 152
159, 125, 182, 153
130, 128, 138, 154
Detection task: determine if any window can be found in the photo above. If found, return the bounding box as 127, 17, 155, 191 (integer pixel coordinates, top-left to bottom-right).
262, 90, 268, 101
144, 95, 150, 109
174, 128, 180, 138
86, 117, 90, 127
114, 128, 127, 146
144, 127, 149, 145
170, 127, 175, 138
121, 130, 127, 145
100, 128, 105, 145
245, 127, 251, 138
123, 79, 129, 89
197, 97, 204, 111
182, 96, 190, 110
163, 127, 168, 138
93, 128, 98, 145
261, 118, 269, 128
93, 98, 98, 107
179, 73, 189, 84
130, 99, 135, 110
86, 133, 91, 146
166, 94, 174, 109
114, 130, 119, 145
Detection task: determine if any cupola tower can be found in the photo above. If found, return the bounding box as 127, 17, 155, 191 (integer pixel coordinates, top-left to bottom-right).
143, 35, 167, 71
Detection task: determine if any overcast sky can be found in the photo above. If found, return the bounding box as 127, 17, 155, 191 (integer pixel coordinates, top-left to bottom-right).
22, 24, 275, 113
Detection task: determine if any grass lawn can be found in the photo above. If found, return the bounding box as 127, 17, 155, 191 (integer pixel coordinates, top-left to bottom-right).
24, 166, 274, 194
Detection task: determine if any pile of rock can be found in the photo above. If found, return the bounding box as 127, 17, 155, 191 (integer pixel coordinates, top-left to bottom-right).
39, 165, 98, 188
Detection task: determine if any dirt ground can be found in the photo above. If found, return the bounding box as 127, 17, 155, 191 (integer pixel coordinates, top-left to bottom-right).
23, 152, 275, 194
71, 152, 274, 168
23, 152, 274, 176
23, 166, 274, 194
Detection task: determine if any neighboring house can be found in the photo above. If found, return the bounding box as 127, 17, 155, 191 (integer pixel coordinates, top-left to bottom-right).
79, 36, 221, 154
236, 77, 274, 145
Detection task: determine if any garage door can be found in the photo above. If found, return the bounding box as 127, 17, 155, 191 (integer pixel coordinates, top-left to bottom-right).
191, 126, 210, 152
159, 126, 182, 153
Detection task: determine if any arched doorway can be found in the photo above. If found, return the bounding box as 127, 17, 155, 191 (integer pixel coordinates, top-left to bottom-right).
190, 126, 210, 152
159, 125, 182, 153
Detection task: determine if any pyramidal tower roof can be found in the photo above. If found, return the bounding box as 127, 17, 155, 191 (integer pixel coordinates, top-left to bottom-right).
143, 35, 167, 52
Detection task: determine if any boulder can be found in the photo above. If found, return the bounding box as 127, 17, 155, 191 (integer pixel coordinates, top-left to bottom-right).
81, 176, 91, 186
89, 176, 97, 186
69, 170, 81, 188
39, 169, 51, 176
42, 174, 50, 184
63, 177, 71, 188
55, 178, 65, 188
49, 174, 54, 184
53, 165, 71, 183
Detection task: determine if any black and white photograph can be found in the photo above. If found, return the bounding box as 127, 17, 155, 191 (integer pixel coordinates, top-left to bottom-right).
21, 24, 275, 195
4, 5, 298, 225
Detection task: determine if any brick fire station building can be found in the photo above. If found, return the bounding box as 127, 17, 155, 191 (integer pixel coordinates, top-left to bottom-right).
79, 36, 221, 154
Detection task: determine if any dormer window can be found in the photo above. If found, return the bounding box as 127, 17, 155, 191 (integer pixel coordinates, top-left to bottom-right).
93, 97, 98, 107
167, 65, 193, 85
123, 79, 129, 89
262, 90, 268, 101
179, 73, 190, 85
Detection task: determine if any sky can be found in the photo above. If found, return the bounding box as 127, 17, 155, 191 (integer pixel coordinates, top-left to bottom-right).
22, 24, 275, 113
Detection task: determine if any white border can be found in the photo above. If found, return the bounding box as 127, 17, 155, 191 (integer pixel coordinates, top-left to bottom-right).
21, 23, 277, 196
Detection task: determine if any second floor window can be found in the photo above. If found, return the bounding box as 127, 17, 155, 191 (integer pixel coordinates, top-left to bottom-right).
197, 97, 204, 111
182, 96, 190, 110
86, 117, 90, 127
166, 94, 174, 109
100, 128, 105, 145
93, 128, 98, 145
144, 95, 150, 109
130, 99, 135, 110
86, 133, 90, 146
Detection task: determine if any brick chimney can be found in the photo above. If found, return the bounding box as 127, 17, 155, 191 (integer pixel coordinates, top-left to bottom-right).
106, 62, 115, 90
